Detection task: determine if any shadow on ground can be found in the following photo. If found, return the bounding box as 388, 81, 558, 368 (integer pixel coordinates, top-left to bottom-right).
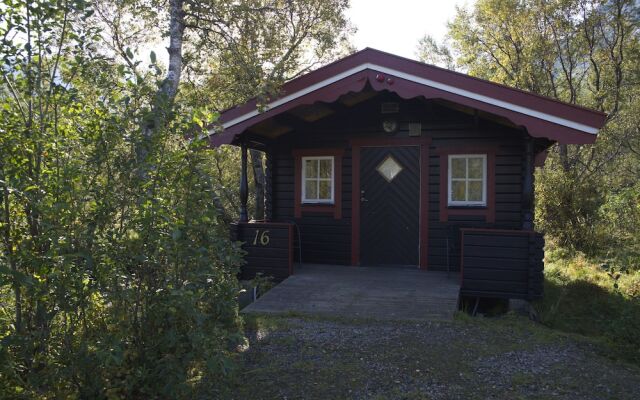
537, 277, 640, 364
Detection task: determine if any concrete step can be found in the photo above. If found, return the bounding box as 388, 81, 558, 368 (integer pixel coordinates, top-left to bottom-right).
242, 264, 460, 321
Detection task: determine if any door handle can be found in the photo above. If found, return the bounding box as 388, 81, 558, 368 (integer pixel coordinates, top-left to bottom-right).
360, 189, 367, 203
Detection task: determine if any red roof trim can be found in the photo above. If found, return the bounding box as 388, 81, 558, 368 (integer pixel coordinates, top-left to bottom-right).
209, 48, 607, 146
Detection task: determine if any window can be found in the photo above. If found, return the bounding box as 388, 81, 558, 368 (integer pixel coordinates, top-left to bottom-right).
302, 156, 334, 203
448, 154, 487, 206
376, 155, 403, 182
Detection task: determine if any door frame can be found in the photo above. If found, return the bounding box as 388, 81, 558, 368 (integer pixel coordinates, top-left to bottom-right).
350, 137, 431, 269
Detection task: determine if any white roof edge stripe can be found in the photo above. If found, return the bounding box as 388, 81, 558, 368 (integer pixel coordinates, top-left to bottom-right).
214, 63, 599, 135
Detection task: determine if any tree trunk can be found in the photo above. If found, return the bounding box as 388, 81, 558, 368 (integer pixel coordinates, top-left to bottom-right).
250, 149, 265, 220
239, 143, 249, 222
559, 143, 569, 171
1, 166, 21, 333
137, 0, 185, 167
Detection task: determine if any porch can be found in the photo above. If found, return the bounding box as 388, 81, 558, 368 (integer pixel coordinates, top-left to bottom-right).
242, 264, 460, 321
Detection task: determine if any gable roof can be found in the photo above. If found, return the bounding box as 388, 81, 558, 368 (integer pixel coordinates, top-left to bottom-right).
208, 48, 607, 146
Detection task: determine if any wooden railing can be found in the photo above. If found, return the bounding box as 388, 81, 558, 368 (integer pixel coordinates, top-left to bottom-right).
460, 228, 544, 300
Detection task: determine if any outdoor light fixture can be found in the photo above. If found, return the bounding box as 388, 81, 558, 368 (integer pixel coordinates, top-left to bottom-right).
382, 118, 398, 134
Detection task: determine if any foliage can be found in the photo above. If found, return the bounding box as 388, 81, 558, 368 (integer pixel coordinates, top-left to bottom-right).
249, 273, 275, 298
537, 247, 640, 364
416, 35, 455, 70
181, 0, 354, 109
0, 1, 247, 398
535, 164, 607, 254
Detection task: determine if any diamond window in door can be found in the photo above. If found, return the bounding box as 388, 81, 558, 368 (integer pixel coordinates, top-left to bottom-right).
376, 155, 403, 182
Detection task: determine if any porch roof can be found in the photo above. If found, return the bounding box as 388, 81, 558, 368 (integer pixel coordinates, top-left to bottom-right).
207, 48, 607, 147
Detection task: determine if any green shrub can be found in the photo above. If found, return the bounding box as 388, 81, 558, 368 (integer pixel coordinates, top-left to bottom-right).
536, 165, 607, 256
0, 3, 245, 397
536, 158, 640, 269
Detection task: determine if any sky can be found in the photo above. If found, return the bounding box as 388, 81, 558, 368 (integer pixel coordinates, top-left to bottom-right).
346, 0, 476, 60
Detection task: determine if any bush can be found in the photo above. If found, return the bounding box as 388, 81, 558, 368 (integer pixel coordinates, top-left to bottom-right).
0, 119, 246, 398
536, 156, 640, 269
535, 165, 607, 256
0, 3, 245, 397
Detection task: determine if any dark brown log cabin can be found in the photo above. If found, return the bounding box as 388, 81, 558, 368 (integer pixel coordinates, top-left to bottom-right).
210, 49, 607, 301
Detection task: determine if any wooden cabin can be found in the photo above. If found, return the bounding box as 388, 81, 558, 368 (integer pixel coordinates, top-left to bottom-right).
210, 49, 606, 301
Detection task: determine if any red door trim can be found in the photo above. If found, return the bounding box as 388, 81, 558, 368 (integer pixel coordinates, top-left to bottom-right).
350, 137, 431, 269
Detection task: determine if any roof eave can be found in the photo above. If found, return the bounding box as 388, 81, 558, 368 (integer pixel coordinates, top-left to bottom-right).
208, 48, 606, 147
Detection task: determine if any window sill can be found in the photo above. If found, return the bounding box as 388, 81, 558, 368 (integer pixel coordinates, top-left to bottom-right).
447, 205, 487, 209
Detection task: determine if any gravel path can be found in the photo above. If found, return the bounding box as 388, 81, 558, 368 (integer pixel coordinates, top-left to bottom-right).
231, 314, 640, 400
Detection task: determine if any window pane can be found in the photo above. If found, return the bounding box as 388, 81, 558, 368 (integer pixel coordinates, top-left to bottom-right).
304, 159, 318, 178
451, 158, 466, 179
319, 159, 332, 179
377, 155, 403, 182
452, 180, 466, 201
318, 180, 332, 200
305, 179, 317, 199
468, 157, 484, 179
468, 181, 483, 201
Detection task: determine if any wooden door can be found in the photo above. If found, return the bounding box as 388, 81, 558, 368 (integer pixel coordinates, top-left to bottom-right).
359, 146, 420, 266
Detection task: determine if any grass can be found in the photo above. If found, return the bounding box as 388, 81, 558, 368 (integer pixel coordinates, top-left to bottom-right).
231, 312, 640, 399
535, 247, 640, 364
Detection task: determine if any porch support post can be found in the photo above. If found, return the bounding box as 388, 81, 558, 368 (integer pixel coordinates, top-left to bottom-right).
264, 147, 273, 222
239, 141, 249, 223
522, 137, 534, 230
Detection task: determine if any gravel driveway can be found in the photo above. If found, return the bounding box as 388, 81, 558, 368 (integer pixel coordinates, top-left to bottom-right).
230, 314, 640, 400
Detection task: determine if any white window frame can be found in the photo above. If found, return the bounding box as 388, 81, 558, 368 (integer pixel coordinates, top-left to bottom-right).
448, 154, 487, 206
301, 156, 335, 204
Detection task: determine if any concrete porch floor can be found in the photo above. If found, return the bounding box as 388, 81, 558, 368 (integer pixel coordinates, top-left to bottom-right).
242, 264, 461, 321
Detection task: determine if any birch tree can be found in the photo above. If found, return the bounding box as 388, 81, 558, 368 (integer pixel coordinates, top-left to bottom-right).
102, 0, 352, 219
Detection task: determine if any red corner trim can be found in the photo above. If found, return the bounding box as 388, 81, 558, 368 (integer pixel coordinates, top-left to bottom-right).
437, 146, 496, 223
292, 148, 344, 220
